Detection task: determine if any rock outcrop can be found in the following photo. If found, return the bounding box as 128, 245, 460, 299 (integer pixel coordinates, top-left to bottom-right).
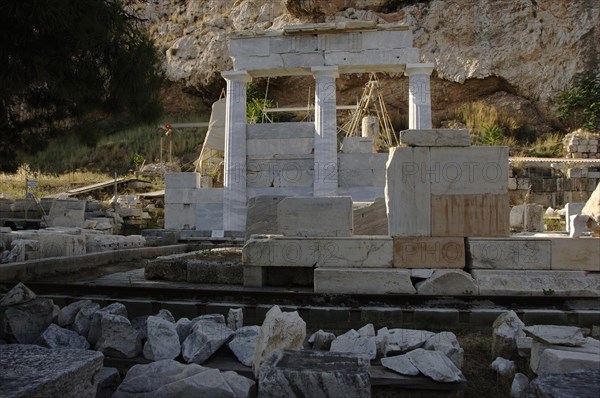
129, 0, 599, 127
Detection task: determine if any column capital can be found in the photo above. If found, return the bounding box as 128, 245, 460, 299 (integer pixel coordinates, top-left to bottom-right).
311, 66, 339, 79
405, 63, 434, 77
221, 70, 253, 82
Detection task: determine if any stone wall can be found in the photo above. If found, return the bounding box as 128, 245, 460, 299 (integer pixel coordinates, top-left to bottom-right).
508, 168, 599, 207
563, 131, 600, 159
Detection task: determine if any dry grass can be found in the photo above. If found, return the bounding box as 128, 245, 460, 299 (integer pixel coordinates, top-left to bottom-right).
448, 328, 534, 397
0, 165, 113, 199
457, 330, 514, 397
529, 133, 564, 158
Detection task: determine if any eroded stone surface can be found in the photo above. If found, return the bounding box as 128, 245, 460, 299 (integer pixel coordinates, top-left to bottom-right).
221, 370, 256, 398
381, 354, 419, 376
259, 349, 371, 398
473, 270, 599, 296
492, 311, 525, 359
0, 282, 36, 306
227, 308, 243, 331
95, 367, 121, 398
113, 359, 240, 398
423, 331, 464, 368
4, 298, 55, 344
415, 270, 478, 295
252, 305, 306, 377
182, 320, 234, 364
58, 300, 92, 327
308, 329, 336, 351
406, 348, 463, 383
526, 369, 600, 397
523, 325, 586, 347
72, 302, 101, 337
143, 315, 181, 361
529, 337, 600, 373
536, 348, 600, 376
95, 314, 142, 359
582, 182, 600, 226
510, 373, 529, 398
36, 324, 90, 350
490, 357, 516, 378
228, 325, 260, 367
88, 303, 128, 346
358, 323, 375, 337
330, 335, 377, 360
382, 328, 435, 356
175, 317, 192, 343
0, 344, 103, 398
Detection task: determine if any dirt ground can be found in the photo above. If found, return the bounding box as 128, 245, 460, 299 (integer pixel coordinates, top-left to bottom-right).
457, 330, 525, 397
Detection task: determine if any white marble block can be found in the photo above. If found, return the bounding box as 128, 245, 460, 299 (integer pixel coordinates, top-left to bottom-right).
277, 196, 353, 237
165, 173, 201, 189
342, 137, 373, 153
393, 237, 465, 268
385, 147, 431, 236
165, 204, 196, 230
314, 268, 415, 294
467, 238, 552, 270
400, 129, 471, 147
428, 146, 509, 196
243, 236, 393, 268
472, 269, 599, 296
550, 237, 600, 271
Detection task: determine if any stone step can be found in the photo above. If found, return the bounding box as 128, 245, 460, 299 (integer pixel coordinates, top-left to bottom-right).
243, 236, 393, 268
465, 236, 600, 272
314, 268, 415, 294
472, 269, 599, 296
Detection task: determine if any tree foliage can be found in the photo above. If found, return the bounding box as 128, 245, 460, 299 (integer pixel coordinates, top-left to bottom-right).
557, 71, 600, 132
0, 0, 163, 171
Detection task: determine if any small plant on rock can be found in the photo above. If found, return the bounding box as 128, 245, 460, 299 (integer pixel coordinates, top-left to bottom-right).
557, 70, 600, 132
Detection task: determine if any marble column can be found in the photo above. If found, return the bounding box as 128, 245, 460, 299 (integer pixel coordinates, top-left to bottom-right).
405, 63, 434, 129
312, 66, 339, 197
222, 70, 252, 232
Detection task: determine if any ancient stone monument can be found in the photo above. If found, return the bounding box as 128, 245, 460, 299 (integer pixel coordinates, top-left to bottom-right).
165, 21, 433, 233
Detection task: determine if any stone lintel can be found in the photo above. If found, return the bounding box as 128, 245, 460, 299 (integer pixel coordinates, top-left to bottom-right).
230, 22, 409, 39
247, 65, 407, 78
221, 70, 252, 82
405, 63, 435, 76
311, 66, 339, 78
400, 129, 471, 147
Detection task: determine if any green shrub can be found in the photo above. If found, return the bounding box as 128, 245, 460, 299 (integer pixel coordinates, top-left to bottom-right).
22, 114, 208, 173
557, 71, 600, 132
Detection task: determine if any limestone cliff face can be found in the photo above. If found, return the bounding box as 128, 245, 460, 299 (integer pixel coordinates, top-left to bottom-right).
131, 0, 599, 124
